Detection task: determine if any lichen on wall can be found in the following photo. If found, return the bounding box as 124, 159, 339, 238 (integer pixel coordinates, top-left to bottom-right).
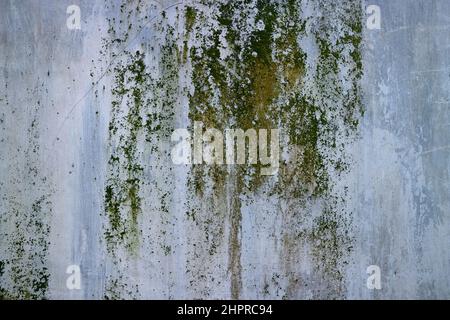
0, 0, 363, 300
73, 0, 364, 299
101, 0, 182, 298
181, 0, 363, 298
0, 88, 52, 299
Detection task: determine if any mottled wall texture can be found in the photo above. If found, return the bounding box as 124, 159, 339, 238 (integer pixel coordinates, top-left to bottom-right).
0, 0, 449, 299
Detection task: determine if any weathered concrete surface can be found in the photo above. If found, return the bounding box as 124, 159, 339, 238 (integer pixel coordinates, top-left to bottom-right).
0, 0, 449, 299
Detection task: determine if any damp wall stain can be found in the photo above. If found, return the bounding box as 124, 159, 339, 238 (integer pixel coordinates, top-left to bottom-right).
0, 0, 449, 299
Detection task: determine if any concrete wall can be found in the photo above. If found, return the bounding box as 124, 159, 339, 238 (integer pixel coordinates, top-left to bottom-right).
0, 0, 448, 299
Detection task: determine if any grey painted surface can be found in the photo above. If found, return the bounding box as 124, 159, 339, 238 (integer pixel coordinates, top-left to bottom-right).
0, 0, 448, 299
